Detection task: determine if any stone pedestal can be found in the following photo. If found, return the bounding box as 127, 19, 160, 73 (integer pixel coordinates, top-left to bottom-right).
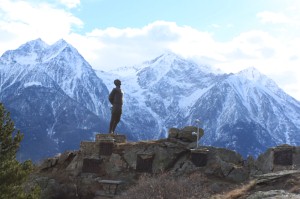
96, 134, 126, 143
136, 153, 155, 173
190, 148, 209, 167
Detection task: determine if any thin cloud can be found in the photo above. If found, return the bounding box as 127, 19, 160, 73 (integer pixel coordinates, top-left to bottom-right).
57, 0, 80, 9
257, 11, 300, 26
257, 11, 291, 24
71, 21, 217, 69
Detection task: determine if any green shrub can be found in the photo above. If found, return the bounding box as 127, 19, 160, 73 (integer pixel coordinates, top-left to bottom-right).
0, 103, 40, 199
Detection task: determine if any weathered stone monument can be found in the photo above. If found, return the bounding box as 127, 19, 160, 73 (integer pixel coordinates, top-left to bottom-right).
79, 133, 127, 174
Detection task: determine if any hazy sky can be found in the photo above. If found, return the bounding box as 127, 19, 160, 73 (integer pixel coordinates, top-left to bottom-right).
0, 0, 300, 100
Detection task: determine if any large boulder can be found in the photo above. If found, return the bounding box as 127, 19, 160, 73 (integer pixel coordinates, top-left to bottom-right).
203, 146, 249, 182
120, 140, 189, 173
254, 145, 300, 174
168, 128, 180, 139
168, 126, 204, 142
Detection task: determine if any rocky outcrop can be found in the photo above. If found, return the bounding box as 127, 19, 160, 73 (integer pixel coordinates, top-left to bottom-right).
211, 170, 300, 199
34, 129, 300, 199
250, 144, 300, 175
247, 190, 300, 199
246, 170, 300, 199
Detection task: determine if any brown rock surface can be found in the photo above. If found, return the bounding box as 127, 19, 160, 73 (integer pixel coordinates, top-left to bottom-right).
33, 134, 300, 199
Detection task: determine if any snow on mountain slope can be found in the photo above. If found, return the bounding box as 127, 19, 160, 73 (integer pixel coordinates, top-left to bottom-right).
187, 70, 300, 156
96, 65, 164, 140
2, 38, 300, 160
235, 68, 300, 133
1, 38, 110, 117
97, 52, 300, 157
0, 39, 111, 161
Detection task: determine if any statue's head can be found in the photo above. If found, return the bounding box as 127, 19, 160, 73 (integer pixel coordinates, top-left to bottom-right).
114, 79, 121, 86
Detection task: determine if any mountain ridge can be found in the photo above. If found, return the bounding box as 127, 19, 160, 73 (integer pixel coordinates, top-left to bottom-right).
0, 39, 112, 161
96, 51, 300, 157
1, 38, 300, 160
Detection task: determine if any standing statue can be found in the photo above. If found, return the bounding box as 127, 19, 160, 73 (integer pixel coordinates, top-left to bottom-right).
108, 79, 123, 134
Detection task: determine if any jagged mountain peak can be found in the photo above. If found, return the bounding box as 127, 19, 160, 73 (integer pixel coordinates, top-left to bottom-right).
20, 38, 49, 50
137, 51, 214, 89
146, 51, 188, 66
0, 38, 79, 65
0, 38, 49, 64
157, 50, 184, 62
238, 67, 266, 81
54, 38, 68, 46
236, 67, 282, 96
106, 51, 185, 78
51, 39, 77, 53
142, 51, 202, 74
46, 39, 79, 58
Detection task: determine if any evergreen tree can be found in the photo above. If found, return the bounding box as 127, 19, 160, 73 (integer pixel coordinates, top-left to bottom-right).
0, 103, 40, 199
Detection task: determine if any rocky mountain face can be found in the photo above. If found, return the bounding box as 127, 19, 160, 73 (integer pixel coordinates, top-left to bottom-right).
0, 39, 113, 161
1, 39, 300, 161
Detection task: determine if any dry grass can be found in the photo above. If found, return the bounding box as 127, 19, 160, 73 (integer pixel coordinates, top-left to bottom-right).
287, 175, 300, 194
211, 172, 300, 199
211, 180, 256, 199
115, 172, 234, 199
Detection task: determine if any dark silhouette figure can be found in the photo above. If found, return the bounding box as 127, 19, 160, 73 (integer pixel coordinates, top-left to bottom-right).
108, 79, 123, 134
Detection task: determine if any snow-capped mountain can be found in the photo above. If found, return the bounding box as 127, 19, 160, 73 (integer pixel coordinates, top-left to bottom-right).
97, 52, 300, 157
0, 39, 113, 161
1, 39, 300, 161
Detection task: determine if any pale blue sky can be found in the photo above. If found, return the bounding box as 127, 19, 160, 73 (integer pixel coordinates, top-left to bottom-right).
0, 0, 300, 100
74, 0, 279, 39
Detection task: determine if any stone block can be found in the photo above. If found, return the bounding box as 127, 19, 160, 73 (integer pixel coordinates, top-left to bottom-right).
80, 141, 99, 158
